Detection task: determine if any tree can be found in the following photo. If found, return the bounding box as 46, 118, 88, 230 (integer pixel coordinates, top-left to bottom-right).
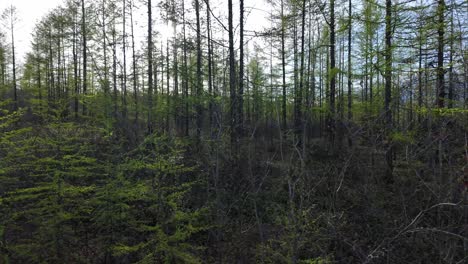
195, 0, 203, 139
436, 0, 446, 108
228, 0, 237, 145
329, 0, 336, 145
281, 0, 287, 130
384, 0, 393, 183
1, 5, 19, 110
238, 0, 245, 137
147, 0, 154, 133
81, 0, 87, 115
347, 0, 352, 146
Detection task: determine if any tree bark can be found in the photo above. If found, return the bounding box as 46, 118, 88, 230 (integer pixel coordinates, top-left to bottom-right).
81, 0, 87, 115
195, 0, 203, 139
147, 0, 154, 133
238, 0, 244, 137
228, 0, 237, 145
329, 0, 336, 146
347, 0, 352, 146
436, 0, 446, 108
384, 0, 393, 183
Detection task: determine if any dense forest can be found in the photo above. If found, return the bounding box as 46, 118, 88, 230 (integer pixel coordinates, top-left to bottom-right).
0, 0, 467, 263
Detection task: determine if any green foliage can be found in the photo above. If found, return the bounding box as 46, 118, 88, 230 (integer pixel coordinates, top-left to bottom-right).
390, 131, 416, 144
0, 104, 208, 263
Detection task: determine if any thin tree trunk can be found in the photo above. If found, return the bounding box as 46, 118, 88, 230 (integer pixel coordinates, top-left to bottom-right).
182, 0, 189, 136
329, 0, 336, 146
436, 0, 445, 108
147, 0, 154, 133
384, 0, 393, 183
195, 0, 203, 139
207, 0, 214, 134
9, 6, 17, 110
73, 8, 79, 118
81, 0, 87, 115
238, 0, 244, 137
448, 2, 454, 108
122, 0, 127, 118
347, 0, 352, 146
296, 0, 306, 148
281, 0, 287, 130
228, 0, 237, 145
130, 0, 138, 124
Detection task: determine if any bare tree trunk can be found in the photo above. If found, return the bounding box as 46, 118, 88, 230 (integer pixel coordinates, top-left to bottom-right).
281, 0, 287, 130
112, 22, 118, 118
122, 0, 127, 118
130, 0, 138, 124
73, 7, 79, 118
436, 0, 445, 108
329, 0, 336, 146
347, 0, 352, 147
81, 0, 87, 115
182, 0, 189, 136
7, 6, 18, 110
147, 0, 154, 133
207, 0, 214, 135
448, 2, 454, 108
238, 0, 244, 137
296, 0, 306, 149
384, 0, 394, 183
228, 0, 237, 146
195, 0, 203, 139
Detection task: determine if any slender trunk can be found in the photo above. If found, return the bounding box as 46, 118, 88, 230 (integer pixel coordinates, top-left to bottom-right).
207, 0, 213, 134
238, 0, 244, 137
73, 8, 79, 118
112, 23, 118, 118
418, 25, 423, 122
281, 0, 287, 130
36, 45, 43, 113
81, 0, 87, 115
122, 0, 128, 117
448, 3, 453, 108
172, 4, 179, 132
384, 0, 393, 183
9, 7, 17, 110
195, 0, 203, 139
147, 0, 154, 133
329, 0, 336, 145
166, 41, 170, 133
130, 0, 138, 123
347, 0, 352, 146
228, 0, 237, 145
436, 0, 445, 108
296, 0, 306, 147
182, 0, 189, 136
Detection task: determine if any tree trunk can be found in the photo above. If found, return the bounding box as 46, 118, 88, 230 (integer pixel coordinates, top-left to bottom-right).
281, 0, 287, 131
228, 0, 237, 145
238, 0, 244, 137
130, 0, 138, 124
81, 0, 87, 115
329, 0, 336, 146
347, 0, 352, 146
207, 0, 214, 135
122, 0, 127, 118
384, 0, 393, 183
296, 0, 306, 148
436, 0, 445, 108
195, 0, 203, 139
147, 0, 154, 133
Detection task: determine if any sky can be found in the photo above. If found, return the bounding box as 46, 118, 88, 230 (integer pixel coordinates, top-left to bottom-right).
0, 0, 272, 66
0, 0, 63, 63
